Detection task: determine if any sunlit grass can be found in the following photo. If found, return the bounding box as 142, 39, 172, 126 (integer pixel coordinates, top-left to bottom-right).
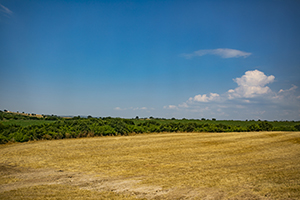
1, 131, 300, 199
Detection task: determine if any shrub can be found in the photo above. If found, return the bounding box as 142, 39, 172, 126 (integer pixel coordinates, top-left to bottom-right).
247, 124, 261, 132
0, 134, 8, 144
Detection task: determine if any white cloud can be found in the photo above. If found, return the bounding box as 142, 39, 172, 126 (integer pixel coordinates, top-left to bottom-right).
278, 85, 298, 93
163, 105, 178, 109
182, 48, 251, 59
115, 107, 151, 111
189, 93, 220, 102
168, 70, 278, 112
227, 70, 275, 98
163, 69, 300, 119
178, 102, 189, 108
273, 85, 299, 101
133, 107, 149, 110
0, 4, 13, 17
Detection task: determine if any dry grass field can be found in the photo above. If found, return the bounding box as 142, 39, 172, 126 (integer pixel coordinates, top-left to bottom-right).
0, 131, 299, 199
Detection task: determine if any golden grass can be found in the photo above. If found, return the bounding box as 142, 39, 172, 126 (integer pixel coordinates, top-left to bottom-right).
0, 185, 139, 200
1, 131, 300, 199
0, 177, 19, 185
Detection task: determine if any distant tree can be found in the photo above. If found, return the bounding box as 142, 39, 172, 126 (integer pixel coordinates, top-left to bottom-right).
72, 116, 81, 120
212, 118, 216, 121
149, 116, 154, 119
294, 124, 300, 131
87, 115, 92, 119
201, 118, 206, 121
135, 116, 139, 120
258, 121, 273, 131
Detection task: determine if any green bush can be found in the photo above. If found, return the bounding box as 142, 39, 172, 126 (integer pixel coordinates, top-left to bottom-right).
247, 124, 261, 132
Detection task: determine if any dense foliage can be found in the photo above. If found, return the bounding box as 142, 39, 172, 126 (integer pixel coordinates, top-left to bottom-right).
0, 111, 300, 144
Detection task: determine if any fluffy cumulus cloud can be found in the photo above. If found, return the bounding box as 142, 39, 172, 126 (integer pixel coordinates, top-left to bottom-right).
182, 48, 251, 59
227, 70, 275, 99
164, 69, 300, 120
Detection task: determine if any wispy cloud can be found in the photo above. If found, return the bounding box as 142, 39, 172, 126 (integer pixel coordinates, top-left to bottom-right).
114, 106, 152, 111
163, 105, 178, 110
181, 48, 252, 59
0, 4, 13, 17
278, 85, 297, 93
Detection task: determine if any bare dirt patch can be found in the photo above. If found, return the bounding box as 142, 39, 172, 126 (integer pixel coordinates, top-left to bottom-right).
0, 164, 169, 199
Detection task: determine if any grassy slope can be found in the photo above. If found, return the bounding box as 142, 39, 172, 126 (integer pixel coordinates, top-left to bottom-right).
0, 131, 300, 199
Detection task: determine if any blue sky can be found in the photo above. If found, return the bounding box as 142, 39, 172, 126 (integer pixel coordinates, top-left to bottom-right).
1, 0, 300, 120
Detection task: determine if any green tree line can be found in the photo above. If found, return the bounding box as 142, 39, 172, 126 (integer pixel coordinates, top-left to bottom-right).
1, 114, 300, 144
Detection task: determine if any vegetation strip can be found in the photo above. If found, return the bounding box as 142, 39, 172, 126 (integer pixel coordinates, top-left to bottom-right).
1, 111, 300, 143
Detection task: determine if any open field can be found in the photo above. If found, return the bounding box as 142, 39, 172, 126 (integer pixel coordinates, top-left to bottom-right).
0, 131, 300, 199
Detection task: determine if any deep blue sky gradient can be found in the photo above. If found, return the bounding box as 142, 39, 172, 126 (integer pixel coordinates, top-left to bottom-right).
1, 0, 300, 120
